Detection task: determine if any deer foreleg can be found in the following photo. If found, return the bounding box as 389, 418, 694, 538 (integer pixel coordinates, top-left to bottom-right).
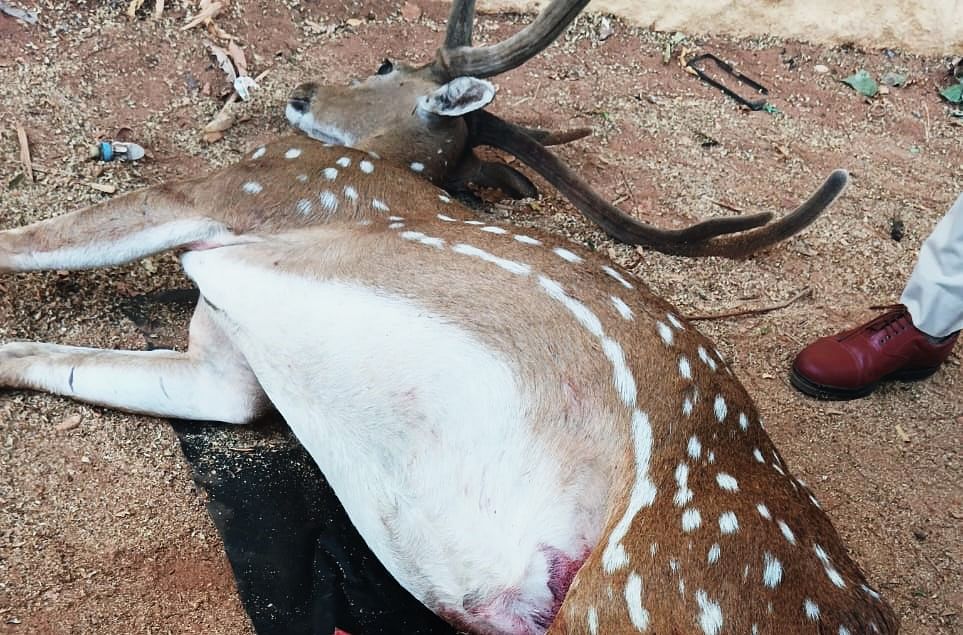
0, 183, 235, 272
0, 303, 267, 424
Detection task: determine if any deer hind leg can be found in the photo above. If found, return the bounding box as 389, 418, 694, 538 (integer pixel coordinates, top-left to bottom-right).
0, 302, 268, 424
0, 181, 236, 272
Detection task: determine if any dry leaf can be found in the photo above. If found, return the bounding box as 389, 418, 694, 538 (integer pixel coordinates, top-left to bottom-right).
203, 109, 235, 134
202, 130, 225, 143
895, 424, 911, 443
206, 41, 237, 84
127, 0, 145, 18
182, 1, 223, 30
55, 414, 82, 432
88, 182, 117, 194
227, 40, 248, 77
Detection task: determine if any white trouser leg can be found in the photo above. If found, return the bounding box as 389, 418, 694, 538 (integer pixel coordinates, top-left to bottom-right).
900, 193, 963, 338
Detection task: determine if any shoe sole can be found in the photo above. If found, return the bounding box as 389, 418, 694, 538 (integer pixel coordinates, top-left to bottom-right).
789, 366, 942, 401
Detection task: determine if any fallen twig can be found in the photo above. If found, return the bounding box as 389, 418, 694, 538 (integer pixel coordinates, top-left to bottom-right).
707, 198, 746, 214
15, 121, 33, 182
685, 287, 812, 321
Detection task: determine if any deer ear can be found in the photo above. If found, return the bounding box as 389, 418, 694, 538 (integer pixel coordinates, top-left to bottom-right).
418, 77, 496, 117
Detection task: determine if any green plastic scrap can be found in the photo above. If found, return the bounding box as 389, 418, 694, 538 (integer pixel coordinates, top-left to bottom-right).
940, 82, 963, 104
841, 70, 879, 98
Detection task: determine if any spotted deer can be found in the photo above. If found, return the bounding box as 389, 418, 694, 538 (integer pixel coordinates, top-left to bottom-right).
0, 0, 896, 633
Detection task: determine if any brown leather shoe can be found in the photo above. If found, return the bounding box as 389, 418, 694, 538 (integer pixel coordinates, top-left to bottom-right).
790, 306, 959, 400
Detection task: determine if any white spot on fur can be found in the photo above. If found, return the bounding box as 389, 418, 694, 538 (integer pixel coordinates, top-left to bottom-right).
285, 148, 302, 159
242, 181, 263, 194
410, 161, 425, 173
651, 322, 671, 347
666, 313, 684, 330
297, 174, 309, 183
611, 296, 634, 321
295, 199, 313, 216
738, 412, 749, 431
602, 265, 633, 289
514, 234, 542, 246
319, 191, 338, 212
861, 584, 881, 600
439, 194, 452, 203
650, 543, 658, 557
778, 520, 797, 545
481, 226, 508, 234
601, 338, 637, 407
400, 231, 444, 249
753, 448, 765, 463
682, 397, 694, 417
713, 395, 727, 422
587, 607, 599, 635
553, 247, 583, 263
624, 573, 649, 631
678, 356, 692, 380
343, 185, 359, 201
707, 543, 720, 564
388, 216, 404, 222
360, 160, 374, 174
336, 156, 351, 168
682, 508, 702, 533
719, 512, 739, 534
603, 410, 657, 573
695, 590, 723, 635
839, 628, 851, 635
372, 199, 390, 213
716, 473, 738, 492
762, 552, 783, 588
437, 214, 457, 222
814, 544, 846, 588
389, 222, 405, 229
687, 436, 702, 460
323, 167, 338, 180
251, 147, 266, 159
804, 599, 820, 621
454, 244, 531, 276
707, 451, 716, 464
538, 277, 603, 338
698, 346, 717, 371
464, 220, 484, 226
757, 504, 771, 520
674, 463, 693, 507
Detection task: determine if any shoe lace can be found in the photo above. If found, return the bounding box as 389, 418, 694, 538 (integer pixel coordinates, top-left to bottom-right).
866, 304, 911, 338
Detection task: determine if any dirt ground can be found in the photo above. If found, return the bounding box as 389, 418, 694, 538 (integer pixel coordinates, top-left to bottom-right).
0, 1, 960, 634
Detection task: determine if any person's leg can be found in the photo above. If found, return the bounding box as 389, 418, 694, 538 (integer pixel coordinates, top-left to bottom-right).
790, 194, 961, 400
900, 192, 963, 338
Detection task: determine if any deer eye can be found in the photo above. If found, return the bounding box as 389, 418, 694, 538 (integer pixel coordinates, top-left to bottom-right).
376, 59, 394, 75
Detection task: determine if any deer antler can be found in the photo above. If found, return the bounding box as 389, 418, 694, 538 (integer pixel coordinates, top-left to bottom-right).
468, 110, 848, 257
443, 0, 477, 48
435, 0, 591, 79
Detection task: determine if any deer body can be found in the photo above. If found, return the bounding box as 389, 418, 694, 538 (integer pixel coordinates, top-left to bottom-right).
0, 0, 898, 633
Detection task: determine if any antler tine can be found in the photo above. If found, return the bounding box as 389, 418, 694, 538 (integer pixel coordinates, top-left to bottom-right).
436, 0, 591, 79
469, 110, 848, 257
444, 0, 477, 48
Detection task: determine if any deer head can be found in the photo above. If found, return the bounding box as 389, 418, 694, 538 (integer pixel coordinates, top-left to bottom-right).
285, 0, 849, 258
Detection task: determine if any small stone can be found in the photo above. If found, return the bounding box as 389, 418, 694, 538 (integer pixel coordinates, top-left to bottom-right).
400, 2, 422, 21
345, 18, 363, 27
814, 64, 830, 74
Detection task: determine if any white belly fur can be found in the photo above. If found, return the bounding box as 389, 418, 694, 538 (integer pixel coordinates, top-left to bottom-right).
183, 250, 601, 634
